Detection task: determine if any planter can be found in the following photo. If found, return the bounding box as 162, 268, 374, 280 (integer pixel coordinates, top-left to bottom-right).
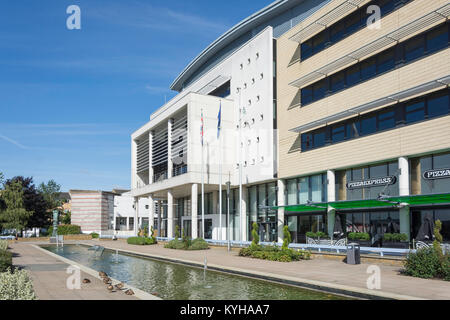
382, 241, 409, 249
349, 240, 372, 247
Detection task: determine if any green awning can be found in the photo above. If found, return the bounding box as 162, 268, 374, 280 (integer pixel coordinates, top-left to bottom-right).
270, 193, 450, 213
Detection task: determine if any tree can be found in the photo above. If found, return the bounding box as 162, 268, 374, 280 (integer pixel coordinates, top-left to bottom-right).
251, 222, 259, 247
38, 180, 62, 212
282, 226, 292, 251
5, 177, 48, 229
0, 181, 33, 235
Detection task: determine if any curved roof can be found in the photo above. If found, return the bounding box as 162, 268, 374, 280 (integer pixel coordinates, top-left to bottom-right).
170, 0, 306, 92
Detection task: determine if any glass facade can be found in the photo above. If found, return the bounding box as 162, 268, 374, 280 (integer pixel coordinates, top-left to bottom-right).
247, 182, 278, 242
411, 208, 450, 242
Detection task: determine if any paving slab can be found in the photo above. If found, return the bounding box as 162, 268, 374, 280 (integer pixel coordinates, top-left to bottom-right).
8, 243, 138, 300
74, 239, 450, 300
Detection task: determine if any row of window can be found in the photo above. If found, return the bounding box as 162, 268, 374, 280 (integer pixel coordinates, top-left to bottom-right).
301, 22, 449, 106
286, 174, 328, 206
301, 0, 412, 61
301, 88, 450, 152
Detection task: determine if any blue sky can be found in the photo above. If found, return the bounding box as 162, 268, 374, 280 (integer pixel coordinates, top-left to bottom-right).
0, 0, 273, 191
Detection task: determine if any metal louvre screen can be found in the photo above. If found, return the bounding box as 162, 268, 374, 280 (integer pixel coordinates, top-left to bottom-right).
152, 126, 168, 167
136, 138, 149, 173
171, 112, 188, 165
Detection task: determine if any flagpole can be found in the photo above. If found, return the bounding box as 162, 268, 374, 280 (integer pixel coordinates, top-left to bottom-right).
201, 109, 205, 239
238, 88, 243, 242
218, 100, 222, 241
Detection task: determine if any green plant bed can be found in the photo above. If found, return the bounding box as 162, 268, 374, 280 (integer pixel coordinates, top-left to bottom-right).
239, 245, 311, 263
127, 237, 158, 246
306, 231, 329, 239
164, 238, 209, 251
47, 225, 81, 236
90, 233, 99, 239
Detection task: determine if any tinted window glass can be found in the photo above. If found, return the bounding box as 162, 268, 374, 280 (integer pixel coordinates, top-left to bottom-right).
330, 22, 346, 43
404, 37, 425, 62
378, 0, 395, 15
361, 116, 377, 135
312, 31, 327, 54
346, 11, 362, 35
332, 125, 346, 143
301, 87, 313, 105
347, 121, 360, 138
360, 58, 377, 81
313, 80, 327, 100
301, 40, 313, 60
427, 25, 448, 53
427, 91, 449, 118
405, 100, 425, 124
331, 72, 345, 92
378, 109, 396, 130
301, 133, 313, 151
377, 49, 395, 74
313, 131, 326, 148
346, 64, 360, 87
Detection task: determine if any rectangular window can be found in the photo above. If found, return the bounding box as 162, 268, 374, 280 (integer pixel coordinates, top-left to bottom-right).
312, 31, 327, 54
360, 57, 377, 81
426, 24, 448, 53
331, 124, 346, 143
377, 109, 396, 131
378, 0, 396, 15
404, 36, 425, 62
427, 91, 449, 118
298, 177, 309, 204
360, 115, 377, 135
377, 48, 395, 74
330, 22, 346, 43
313, 130, 326, 148
346, 121, 360, 138
301, 133, 313, 151
346, 64, 360, 87
301, 86, 313, 105
331, 72, 346, 92
346, 10, 362, 35
287, 179, 298, 205
405, 100, 425, 124
301, 40, 313, 60
312, 80, 327, 100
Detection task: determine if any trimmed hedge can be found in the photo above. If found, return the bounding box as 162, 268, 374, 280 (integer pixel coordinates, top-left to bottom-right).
47, 225, 81, 236
348, 232, 370, 241
383, 233, 408, 242
127, 237, 157, 246
0, 250, 12, 273
306, 231, 329, 239
239, 244, 311, 262
91, 233, 99, 239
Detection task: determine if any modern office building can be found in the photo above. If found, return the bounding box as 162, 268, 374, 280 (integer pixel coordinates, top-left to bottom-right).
276, 0, 450, 244
131, 0, 450, 246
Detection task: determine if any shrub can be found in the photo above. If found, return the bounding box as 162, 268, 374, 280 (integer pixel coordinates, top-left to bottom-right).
0, 268, 36, 300
239, 244, 311, 263
306, 231, 329, 239
90, 233, 99, 239
404, 248, 443, 279
383, 233, 408, 242
0, 250, 12, 273
348, 232, 370, 241
189, 238, 209, 251
0, 240, 8, 251
47, 225, 81, 236
251, 223, 259, 248
282, 226, 291, 251
127, 237, 157, 246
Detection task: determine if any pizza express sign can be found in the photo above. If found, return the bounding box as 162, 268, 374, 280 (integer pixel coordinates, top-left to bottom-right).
423, 168, 450, 180
346, 176, 397, 190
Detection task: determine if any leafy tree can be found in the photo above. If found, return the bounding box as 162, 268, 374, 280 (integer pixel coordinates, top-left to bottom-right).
38, 180, 62, 212
5, 177, 48, 229
61, 211, 71, 225
0, 181, 33, 235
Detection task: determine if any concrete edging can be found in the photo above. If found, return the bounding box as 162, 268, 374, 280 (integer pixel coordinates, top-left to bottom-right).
32, 244, 161, 301
90, 243, 426, 301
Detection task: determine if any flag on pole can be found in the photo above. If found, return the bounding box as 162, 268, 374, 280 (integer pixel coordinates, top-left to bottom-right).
217, 101, 222, 139
200, 109, 204, 146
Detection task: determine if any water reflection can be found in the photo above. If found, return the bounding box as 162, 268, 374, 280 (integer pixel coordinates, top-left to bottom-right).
43, 245, 349, 300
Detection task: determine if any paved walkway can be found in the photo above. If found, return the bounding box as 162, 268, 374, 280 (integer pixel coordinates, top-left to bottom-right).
9, 243, 138, 300
78, 239, 450, 300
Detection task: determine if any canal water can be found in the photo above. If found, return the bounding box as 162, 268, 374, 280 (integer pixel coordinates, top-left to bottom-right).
43, 244, 350, 300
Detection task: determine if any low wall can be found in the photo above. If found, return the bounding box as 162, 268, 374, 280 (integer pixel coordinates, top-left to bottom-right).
5, 234, 92, 244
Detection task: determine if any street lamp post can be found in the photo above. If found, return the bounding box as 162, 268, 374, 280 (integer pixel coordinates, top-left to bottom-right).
226, 181, 231, 252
